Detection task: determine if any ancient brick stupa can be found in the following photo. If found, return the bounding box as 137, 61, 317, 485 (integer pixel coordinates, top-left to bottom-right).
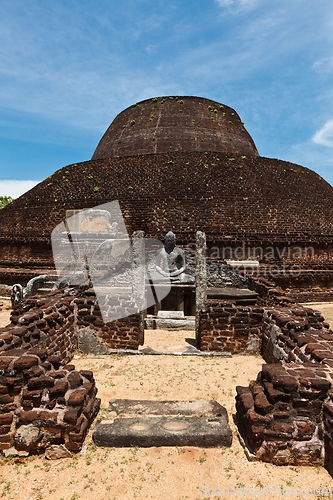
1, 96, 333, 299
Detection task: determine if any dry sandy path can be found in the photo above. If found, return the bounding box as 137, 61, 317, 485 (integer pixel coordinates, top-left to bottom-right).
0, 300, 332, 499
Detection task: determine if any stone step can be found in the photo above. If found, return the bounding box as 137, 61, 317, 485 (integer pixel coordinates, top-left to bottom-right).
93, 415, 232, 448
207, 287, 258, 300
157, 310, 185, 319
145, 317, 195, 330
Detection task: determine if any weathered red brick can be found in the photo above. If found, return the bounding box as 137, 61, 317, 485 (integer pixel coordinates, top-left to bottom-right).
28, 347, 48, 360
264, 382, 291, 403
67, 388, 87, 407
272, 422, 294, 435
272, 375, 298, 393
64, 407, 81, 424
0, 395, 14, 404
49, 380, 68, 399
296, 421, 315, 440
0, 414, 13, 425
24, 366, 44, 380
68, 415, 89, 442
254, 393, 274, 414
79, 370, 94, 381
27, 376, 54, 390
13, 356, 38, 371
67, 371, 83, 389
0, 358, 12, 371
18, 410, 39, 424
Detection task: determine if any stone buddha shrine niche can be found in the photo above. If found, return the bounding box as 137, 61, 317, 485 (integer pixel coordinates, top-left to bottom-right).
146, 231, 195, 317
155, 231, 195, 284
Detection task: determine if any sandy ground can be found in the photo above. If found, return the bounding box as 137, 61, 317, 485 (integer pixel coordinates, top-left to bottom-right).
0, 299, 332, 499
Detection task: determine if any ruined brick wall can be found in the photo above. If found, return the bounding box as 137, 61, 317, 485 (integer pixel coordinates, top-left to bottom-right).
197, 301, 263, 353
197, 277, 300, 354
0, 289, 110, 453
247, 276, 295, 307
4, 291, 78, 363
252, 267, 333, 303
0, 352, 100, 453
324, 399, 333, 476
261, 306, 330, 365
0, 285, 140, 453
74, 292, 140, 350
235, 279, 333, 470
236, 363, 331, 466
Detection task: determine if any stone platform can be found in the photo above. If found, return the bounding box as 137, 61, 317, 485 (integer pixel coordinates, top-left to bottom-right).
92, 398, 232, 448
145, 310, 195, 330
207, 287, 258, 305
93, 415, 232, 448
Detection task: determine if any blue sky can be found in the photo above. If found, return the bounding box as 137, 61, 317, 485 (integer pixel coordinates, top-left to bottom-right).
1, 0, 333, 197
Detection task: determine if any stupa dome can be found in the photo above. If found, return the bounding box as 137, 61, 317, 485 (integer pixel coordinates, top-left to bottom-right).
92, 96, 259, 159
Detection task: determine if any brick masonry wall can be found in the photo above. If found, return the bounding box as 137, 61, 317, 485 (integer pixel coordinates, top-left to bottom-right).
247, 276, 296, 307
0, 286, 140, 454
197, 277, 299, 354
198, 301, 263, 353
261, 306, 331, 365
0, 352, 100, 453
1, 152, 333, 267
233, 277, 333, 471
5, 291, 78, 363
74, 292, 140, 350
236, 363, 331, 466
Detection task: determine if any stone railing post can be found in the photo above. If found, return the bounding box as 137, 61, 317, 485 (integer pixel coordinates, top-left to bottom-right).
131, 230, 145, 345
195, 231, 207, 345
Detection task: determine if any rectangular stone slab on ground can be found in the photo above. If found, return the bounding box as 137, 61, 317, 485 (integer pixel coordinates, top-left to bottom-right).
153, 318, 195, 330
109, 398, 228, 420
92, 416, 232, 448
157, 310, 185, 319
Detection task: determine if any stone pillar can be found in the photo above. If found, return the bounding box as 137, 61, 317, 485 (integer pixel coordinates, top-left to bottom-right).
195, 231, 207, 345
131, 231, 145, 345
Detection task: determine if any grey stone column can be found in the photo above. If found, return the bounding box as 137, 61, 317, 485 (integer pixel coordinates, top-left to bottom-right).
195, 231, 207, 345
131, 231, 145, 345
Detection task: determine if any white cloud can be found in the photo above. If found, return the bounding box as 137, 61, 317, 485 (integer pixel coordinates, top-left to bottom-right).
0, 180, 40, 198
145, 44, 157, 54
214, 0, 260, 13
312, 57, 333, 71
313, 120, 333, 147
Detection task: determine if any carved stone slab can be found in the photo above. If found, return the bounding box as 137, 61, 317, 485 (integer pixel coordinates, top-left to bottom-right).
93, 415, 232, 448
